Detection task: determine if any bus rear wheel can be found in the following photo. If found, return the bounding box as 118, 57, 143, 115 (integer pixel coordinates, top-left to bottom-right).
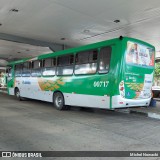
53, 92, 66, 110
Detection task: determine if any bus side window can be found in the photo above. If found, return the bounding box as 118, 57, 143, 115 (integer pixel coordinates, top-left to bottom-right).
42, 58, 56, 76
22, 62, 31, 77
15, 64, 22, 77
75, 50, 98, 75
31, 60, 42, 77
57, 55, 74, 76
99, 47, 112, 74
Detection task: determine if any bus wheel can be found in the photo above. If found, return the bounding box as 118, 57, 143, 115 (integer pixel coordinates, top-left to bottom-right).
15, 88, 22, 101
53, 92, 65, 110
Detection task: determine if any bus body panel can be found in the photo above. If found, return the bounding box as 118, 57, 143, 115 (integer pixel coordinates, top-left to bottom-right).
14, 77, 111, 108
64, 93, 110, 108
13, 74, 112, 108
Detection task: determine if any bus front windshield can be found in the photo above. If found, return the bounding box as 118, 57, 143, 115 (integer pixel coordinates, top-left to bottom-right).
126, 41, 154, 67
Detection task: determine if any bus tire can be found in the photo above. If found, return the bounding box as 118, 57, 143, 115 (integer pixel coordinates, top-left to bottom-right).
53, 92, 65, 110
15, 88, 22, 101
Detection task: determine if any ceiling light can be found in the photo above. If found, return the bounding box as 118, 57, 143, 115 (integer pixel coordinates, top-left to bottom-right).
10, 8, 19, 12
114, 20, 120, 23
61, 38, 66, 40
83, 29, 90, 33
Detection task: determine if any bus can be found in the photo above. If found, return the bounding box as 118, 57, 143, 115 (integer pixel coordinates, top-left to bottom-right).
6, 37, 155, 110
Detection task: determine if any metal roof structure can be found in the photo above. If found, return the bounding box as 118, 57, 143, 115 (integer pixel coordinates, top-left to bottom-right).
0, 0, 160, 64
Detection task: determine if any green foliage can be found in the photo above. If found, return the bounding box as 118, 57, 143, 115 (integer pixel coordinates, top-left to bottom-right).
155, 62, 160, 78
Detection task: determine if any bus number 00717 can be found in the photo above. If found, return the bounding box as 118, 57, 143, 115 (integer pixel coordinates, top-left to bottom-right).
93, 81, 109, 88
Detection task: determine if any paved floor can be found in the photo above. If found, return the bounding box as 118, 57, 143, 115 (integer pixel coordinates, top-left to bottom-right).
0, 93, 160, 160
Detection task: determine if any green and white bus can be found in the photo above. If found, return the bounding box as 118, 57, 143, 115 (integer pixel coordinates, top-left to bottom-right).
7, 37, 155, 110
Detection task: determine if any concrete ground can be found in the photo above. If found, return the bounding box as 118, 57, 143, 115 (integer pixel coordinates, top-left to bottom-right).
0, 93, 160, 160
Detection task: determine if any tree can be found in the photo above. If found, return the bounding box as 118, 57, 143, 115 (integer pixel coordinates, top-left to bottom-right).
155, 62, 160, 78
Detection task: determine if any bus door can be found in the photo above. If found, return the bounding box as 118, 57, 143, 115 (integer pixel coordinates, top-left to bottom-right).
6, 66, 15, 95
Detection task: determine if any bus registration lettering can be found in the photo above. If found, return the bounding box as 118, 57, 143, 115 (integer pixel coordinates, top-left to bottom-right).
94, 81, 109, 87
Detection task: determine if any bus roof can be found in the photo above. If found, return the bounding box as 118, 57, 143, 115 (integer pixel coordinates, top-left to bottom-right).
8, 37, 155, 66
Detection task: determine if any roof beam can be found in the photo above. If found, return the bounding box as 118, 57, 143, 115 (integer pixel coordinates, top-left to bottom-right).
0, 33, 68, 52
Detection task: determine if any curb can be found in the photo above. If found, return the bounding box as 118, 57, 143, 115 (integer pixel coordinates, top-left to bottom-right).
148, 112, 160, 119
154, 98, 160, 101
117, 109, 160, 120
130, 110, 160, 120
0, 90, 7, 94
